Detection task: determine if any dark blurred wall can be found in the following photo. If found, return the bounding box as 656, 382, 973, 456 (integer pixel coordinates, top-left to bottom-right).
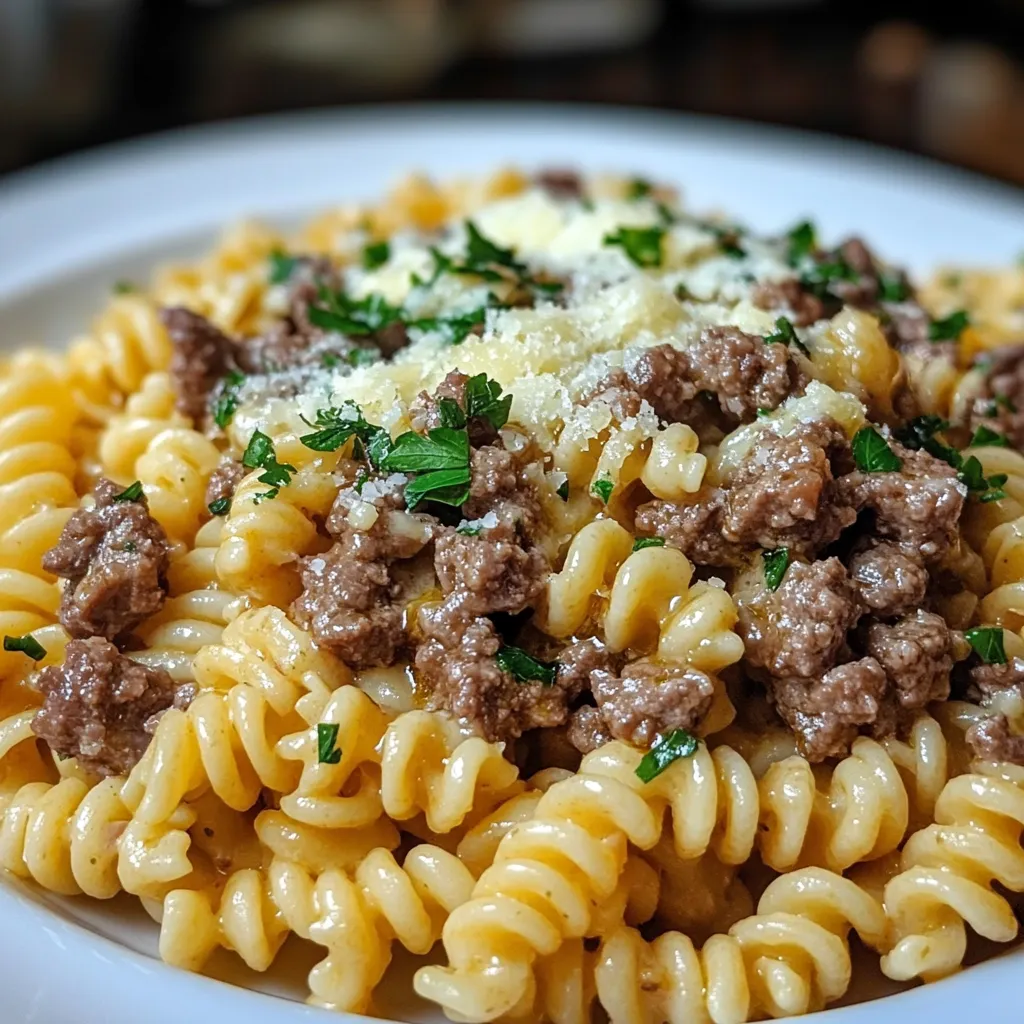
1, 0, 1023, 183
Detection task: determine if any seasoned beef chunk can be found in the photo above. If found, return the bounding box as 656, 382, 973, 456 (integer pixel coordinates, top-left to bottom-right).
43, 478, 169, 641
966, 657, 1024, 701
637, 418, 856, 566
415, 606, 570, 743
160, 307, 237, 422
567, 705, 612, 754
586, 335, 805, 430
291, 475, 433, 668
770, 658, 890, 762
961, 345, 1024, 449
846, 540, 929, 618
738, 558, 863, 680
862, 611, 959, 710
590, 660, 715, 747
556, 637, 618, 701
882, 302, 934, 360
966, 715, 1024, 765
204, 457, 246, 510
752, 278, 826, 327
535, 169, 583, 199
409, 370, 501, 447
838, 441, 966, 562
31, 638, 193, 776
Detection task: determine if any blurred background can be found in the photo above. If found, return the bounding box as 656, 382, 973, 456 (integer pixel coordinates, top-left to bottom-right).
1, 0, 1023, 183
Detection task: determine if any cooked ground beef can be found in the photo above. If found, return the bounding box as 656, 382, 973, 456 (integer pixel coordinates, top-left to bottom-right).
415, 606, 571, 743
770, 658, 890, 762
837, 441, 966, 562
636, 418, 856, 565
204, 457, 246, 510
535, 169, 583, 199
291, 476, 433, 668
409, 370, 500, 447
42, 478, 169, 641
862, 611, 959, 709
960, 345, 1024, 449
463, 445, 544, 534
739, 557, 864, 679
751, 278, 826, 327
566, 705, 612, 754
160, 307, 238, 422
590, 660, 715, 747
556, 637, 618, 701
966, 714, 1024, 765
966, 657, 1024, 701
31, 637, 194, 776
846, 540, 929, 618
882, 302, 936, 360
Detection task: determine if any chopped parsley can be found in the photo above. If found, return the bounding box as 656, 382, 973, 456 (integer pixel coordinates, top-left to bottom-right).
959, 455, 1007, 503
362, 240, 391, 270
299, 405, 388, 457
556, 479, 570, 501
894, 415, 959, 467
407, 304, 493, 346
627, 178, 652, 200
463, 220, 526, 277
465, 374, 513, 432
971, 425, 1010, 448
878, 272, 910, 303
123, 541, 137, 553
762, 548, 790, 591
208, 497, 231, 516
113, 280, 136, 295
635, 729, 699, 783
242, 430, 296, 501
591, 476, 614, 504
965, 626, 1007, 665
456, 523, 482, 536
3, 634, 46, 661
764, 316, 808, 356
112, 481, 144, 502
381, 428, 471, 509
928, 310, 970, 342
799, 256, 856, 300
321, 352, 341, 369
852, 427, 903, 473
317, 722, 342, 764
786, 220, 816, 266
495, 646, 558, 686
212, 370, 246, 430
308, 286, 404, 336
268, 250, 299, 284
438, 398, 467, 429
603, 226, 665, 269
756, 407, 771, 418
632, 537, 665, 552
709, 224, 745, 259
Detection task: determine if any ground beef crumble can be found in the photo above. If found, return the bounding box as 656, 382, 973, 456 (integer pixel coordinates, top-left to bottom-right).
862, 611, 959, 709
42, 478, 169, 641
31, 637, 194, 776
204, 457, 246, 510
960, 345, 1024, 449
967, 715, 1024, 765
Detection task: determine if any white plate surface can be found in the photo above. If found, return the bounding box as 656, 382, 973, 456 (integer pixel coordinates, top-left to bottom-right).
1, 103, 1023, 1024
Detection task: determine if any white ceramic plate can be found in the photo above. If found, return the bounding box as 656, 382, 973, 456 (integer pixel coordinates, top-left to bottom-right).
1, 104, 1023, 1024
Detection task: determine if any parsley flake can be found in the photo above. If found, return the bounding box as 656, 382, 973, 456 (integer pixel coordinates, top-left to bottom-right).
965, 626, 1007, 665
893, 415, 960, 468
242, 430, 295, 497
971, 425, 1010, 448
299, 406, 388, 456
213, 370, 246, 430
208, 497, 231, 516
321, 352, 340, 369
407, 305, 492, 346
852, 427, 902, 473
456, 523, 482, 536
879, 272, 910, 303
958, 454, 1007, 502
635, 729, 699, 783
464, 221, 526, 276
603, 226, 665, 268
627, 178, 652, 200
268, 250, 299, 284
465, 374, 513, 432
591, 476, 614, 503
786, 221, 816, 266
763, 548, 791, 591
113, 280, 136, 295
929, 310, 970, 342
438, 398, 467, 429
362, 240, 391, 270
347, 348, 377, 368
632, 537, 665, 552
308, 286, 404, 336
800, 256, 856, 299
3, 634, 46, 661
709, 224, 745, 259
495, 647, 558, 686
113, 481, 144, 503
317, 722, 342, 764
556, 479, 570, 501
381, 428, 471, 509
764, 316, 808, 356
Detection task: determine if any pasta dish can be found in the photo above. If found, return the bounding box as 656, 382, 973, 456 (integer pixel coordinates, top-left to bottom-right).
3, 166, 1024, 1022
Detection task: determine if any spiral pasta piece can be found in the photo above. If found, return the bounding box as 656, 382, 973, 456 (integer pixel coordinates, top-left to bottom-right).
879, 761, 1024, 982
414, 767, 661, 1022
380, 709, 521, 834
592, 868, 886, 1023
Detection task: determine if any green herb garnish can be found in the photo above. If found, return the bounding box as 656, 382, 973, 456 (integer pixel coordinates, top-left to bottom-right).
456, 523, 482, 536
299, 405, 388, 456
786, 221, 816, 266
627, 178, 652, 200
591, 476, 614, 503
929, 310, 970, 342
308, 286, 404, 336
635, 729, 699, 783
407, 305, 492, 346
763, 548, 791, 591
465, 374, 513, 431
879, 272, 910, 303
321, 352, 340, 369
852, 427, 903, 473
438, 398, 467, 429
112, 481, 144, 503
362, 240, 391, 271
893, 415, 960, 468
212, 370, 246, 430
113, 280, 136, 295
971, 425, 1010, 448
317, 722, 342, 764
242, 430, 295, 501
556, 479, 569, 501
709, 225, 745, 259
381, 428, 471, 509
800, 256, 856, 299
3, 634, 46, 661
268, 250, 299, 284
603, 226, 665, 269
495, 646, 559, 686
965, 626, 1007, 665
764, 316, 808, 356
632, 537, 665, 552
208, 498, 231, 516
